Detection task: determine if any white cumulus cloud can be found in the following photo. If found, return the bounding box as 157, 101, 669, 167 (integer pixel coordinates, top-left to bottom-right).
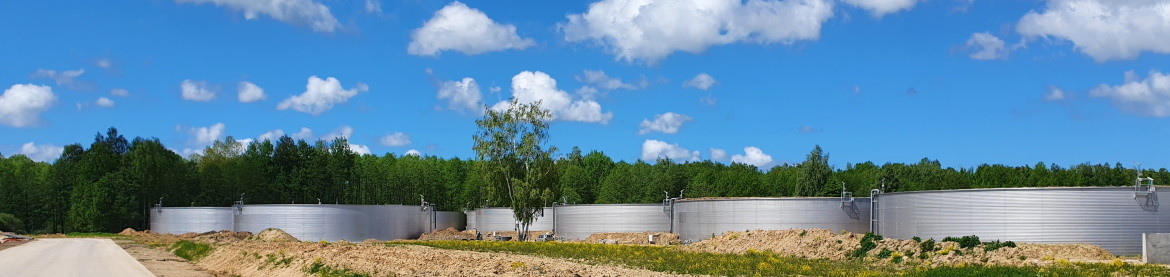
408, 1, 535, 56
641, 139, 699, 162
577, 70, 638, 91
709, 148, 728, 161
95, 97, 115, 108
277, 76, 366, 115
365, 0, 381, 14
0, 84, 56, 128
291, 127, 314, 140
1017, 0, 1170, 62
965, 32, 1008, 60
110, 88, 130, 97
322, 125, 354, 140
96, 58, 112, 69
731, 146, 773, 168
1089, 70, 1170, 117
1044, 86, 1066, 101
405, 149, 422, 156
683, 73, 717, 90
638, 112, 692, 134
175, 0, 340, 32
31, 69, 85, 86
189, 123, 227, 145
493, 71, 613, 124
561, 0, 834, 64
348, 143, 372, 155
380, 132, 412, 147
438, 77, 483, 114
238, 81, 266, 103
19, 142, 64, 163
181, 79, 217, 101
258, 129, 285, 141
841, 0, 918, 17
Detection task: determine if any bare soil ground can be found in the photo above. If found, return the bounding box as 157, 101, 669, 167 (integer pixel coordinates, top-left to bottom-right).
198, 241, 687, 277
126, 228, 685, 277
681, 228, 1119, 267
112, 237, 213, 277
583, 232, 680, 245
418, 227, 477, 241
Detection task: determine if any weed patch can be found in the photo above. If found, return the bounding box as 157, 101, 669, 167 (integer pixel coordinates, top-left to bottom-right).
171, 240, 213, 261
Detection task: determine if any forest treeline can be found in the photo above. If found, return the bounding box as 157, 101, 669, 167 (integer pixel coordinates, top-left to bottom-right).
0, 127, 1166, 233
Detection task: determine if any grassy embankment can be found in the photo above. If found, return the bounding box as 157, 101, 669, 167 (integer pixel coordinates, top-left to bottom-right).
390, 240, 1170, 277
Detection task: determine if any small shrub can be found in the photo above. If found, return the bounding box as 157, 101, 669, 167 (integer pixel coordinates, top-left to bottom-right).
911, 236, 921, 242
836, 240, 842, 244
306, 260, 368, 277
891, 252, 904, 264
171, 240, 213, 261
0, 213, 25, 233
850, 233, 883, 258
918, 239, 936, 253
1018, 255, 1026, 261
983, 240, 1017, 252
876, 248, 893, 259
942, 235, 981, 249
799, 230, 807, 237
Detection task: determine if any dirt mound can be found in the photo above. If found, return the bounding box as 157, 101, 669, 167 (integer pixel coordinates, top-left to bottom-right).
684, 228, 860, 260
418, 227, 477, 241
196, 240, 685, 276
682, 228, 1116, 267
584, 232, 680, 245
119, 228, 140, 236
189, 230, 252, 243
481, 230, 553, 241
255, 228, 298, 242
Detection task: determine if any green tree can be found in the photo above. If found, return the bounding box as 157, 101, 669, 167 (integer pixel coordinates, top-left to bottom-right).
796, 145, 831, 196
472, 99, 558, 241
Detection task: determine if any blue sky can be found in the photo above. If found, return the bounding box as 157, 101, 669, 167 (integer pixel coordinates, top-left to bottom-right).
2, 0, 1168, 169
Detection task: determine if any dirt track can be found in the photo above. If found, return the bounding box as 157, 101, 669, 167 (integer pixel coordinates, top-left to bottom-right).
0, 238, 153, 277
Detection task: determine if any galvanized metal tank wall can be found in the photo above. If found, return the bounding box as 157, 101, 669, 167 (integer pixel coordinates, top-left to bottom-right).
553, 204, 672, 240
436, 211, 466, 231
874, 187, 1169, 255
149, 207, 234, 234
234, 204, 429, 242
673, 198, 872, 243
466, 207, 553, 233
465, 210, 477, 230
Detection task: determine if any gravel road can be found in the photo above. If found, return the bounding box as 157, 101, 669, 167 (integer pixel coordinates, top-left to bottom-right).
0, 238, 153, 277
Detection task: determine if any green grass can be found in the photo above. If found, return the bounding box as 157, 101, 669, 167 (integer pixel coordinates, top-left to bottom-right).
907, 262, 1170, 277
171, 240, 214, 261
305, 260, 370, 277
388, 240, 1170, 277
387, 240, 891, 276
57, 232, 124, 238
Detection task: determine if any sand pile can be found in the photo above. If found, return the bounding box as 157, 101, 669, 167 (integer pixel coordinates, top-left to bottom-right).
584, 232, 680, 245
196, 240, 685, 276
118, 228, 141, 236
682, 228, 1116, 267
418, 227, 477, 241
255, 228, 299, 242
182, 230, 253, 243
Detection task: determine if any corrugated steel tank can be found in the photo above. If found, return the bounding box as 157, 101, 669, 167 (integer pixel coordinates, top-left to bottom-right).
553, 204, 672, 240
233, 204, 428, 242
673, 197, 872, 243
465, 207, 553, 233
149, 207, 235, 234
874, 187, 1168, 255
435, 211, 466, 230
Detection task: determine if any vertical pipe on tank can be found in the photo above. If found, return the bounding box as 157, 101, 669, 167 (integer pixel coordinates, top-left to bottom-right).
870, 189, 881, 234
